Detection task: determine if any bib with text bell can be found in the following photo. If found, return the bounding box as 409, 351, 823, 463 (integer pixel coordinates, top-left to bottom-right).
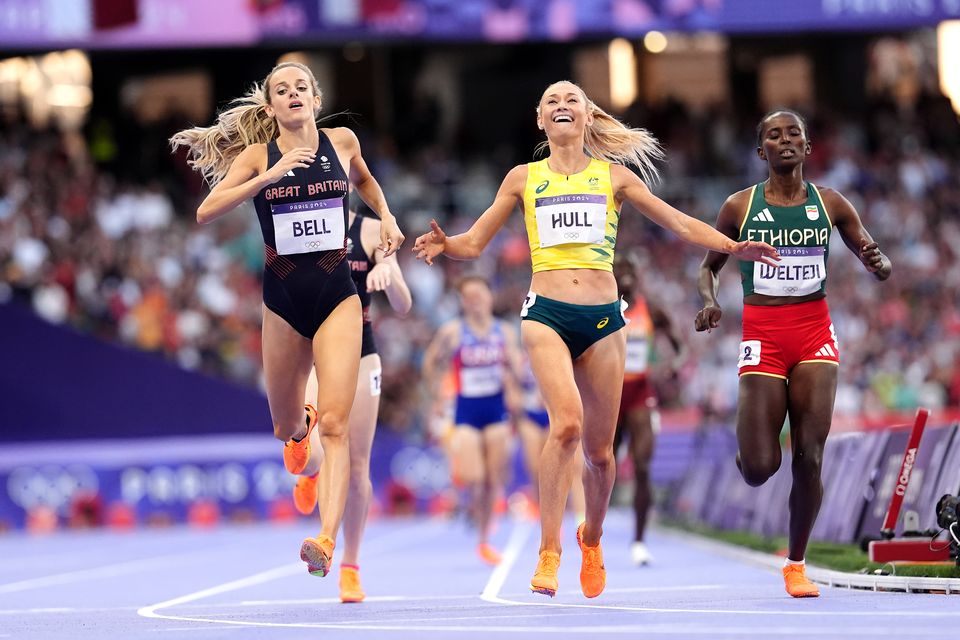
271, 197, 346, 255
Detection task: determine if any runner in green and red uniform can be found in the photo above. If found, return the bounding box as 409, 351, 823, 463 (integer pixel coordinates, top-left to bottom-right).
695, 110, 891, 598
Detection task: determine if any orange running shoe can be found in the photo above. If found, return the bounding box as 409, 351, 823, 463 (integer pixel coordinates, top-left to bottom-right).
477, 542, 502, 566
576, 522, 605, 598
292, 473, 319, 515
300, 534, 335, 577
339, 565, 365, 603
283, 404, 318, 475
530, 550, 561, 597
783, 563, 820, 597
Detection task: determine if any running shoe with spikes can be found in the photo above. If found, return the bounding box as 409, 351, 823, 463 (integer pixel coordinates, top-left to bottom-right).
577, 522, 606, 598
283, 404, 318, 475
292, 473, 319, 515
300, 534, 335, 577
530, 550, 560, 597
477, 542, 502, 566
339, 565, 365, 603
783, 563, 820, 597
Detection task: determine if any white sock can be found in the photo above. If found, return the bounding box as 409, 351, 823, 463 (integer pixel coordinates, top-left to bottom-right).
784, 557, 805, 567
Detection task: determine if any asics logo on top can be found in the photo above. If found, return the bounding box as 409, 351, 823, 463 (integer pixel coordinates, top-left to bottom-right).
536, 180, 549, 194
752, 208, 774, 222
596, 317, 609, 329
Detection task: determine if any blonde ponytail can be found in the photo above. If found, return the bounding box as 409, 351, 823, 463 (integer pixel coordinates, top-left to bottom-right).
583, 102, 663, 186
535, 81, 664, 186
169, 62, 322, 187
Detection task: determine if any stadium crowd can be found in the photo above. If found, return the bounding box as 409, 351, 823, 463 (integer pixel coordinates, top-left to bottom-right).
1, 94, 958, 434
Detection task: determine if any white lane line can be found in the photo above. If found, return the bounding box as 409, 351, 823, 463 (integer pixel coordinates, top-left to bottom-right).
138, 563, 305, 618
138, 518, 448, 624
236, 584, 729, 608
240, 593, 479, 606
134, 516, 960, 634
478, 521, 960, 618
480, 519, 534, 602
138, 622, 951, 636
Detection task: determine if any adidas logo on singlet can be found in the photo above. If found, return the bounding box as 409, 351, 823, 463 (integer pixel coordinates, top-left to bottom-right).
752, 208, 774, 222
286, 170, 296, 177
814, 343, 837, 358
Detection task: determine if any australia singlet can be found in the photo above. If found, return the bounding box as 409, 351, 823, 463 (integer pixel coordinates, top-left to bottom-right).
346, 213, 377, 356
522, 158, 620, 273
252, 134, 356, 338
738, 182, 832, 298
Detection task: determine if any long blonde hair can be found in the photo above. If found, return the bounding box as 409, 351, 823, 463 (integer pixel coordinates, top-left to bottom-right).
169, 62, 323, 187
536, 81, 663, 185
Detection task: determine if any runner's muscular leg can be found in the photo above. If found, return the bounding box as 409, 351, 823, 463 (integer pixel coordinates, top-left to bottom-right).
262, 305, 314, 442
573, 328, 626, 547
312, 295, 362, 540
522, 320, 582, 555
735, 374, 788, 487
625, 406, 654, 542
341, 353, 381, 566
785, 362, 838, 561
479, 423, 511, 542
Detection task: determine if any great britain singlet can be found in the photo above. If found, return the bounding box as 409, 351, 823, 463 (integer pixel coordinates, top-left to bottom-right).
251, 133, 356, 338
346, 213, 377, 356
737, 182, 832, 298
522, 158, 619, 273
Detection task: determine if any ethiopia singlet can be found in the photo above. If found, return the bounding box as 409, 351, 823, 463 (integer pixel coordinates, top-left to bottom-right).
251, 133, 355, 338
623, 296, 654, 381
453, 320, 507, 399
522, 158, 619, 272
737, 182, 832, 298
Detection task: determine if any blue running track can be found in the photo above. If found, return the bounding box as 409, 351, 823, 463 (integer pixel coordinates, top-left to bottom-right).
1, 511, 957, 639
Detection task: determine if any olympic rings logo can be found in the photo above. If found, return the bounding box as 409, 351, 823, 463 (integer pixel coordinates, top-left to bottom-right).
563, 232, 580, 240
304, 241, 326, 249
783, 286, 799, 293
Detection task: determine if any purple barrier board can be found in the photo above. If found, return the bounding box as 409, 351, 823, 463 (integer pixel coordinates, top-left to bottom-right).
0, 429, 450, 530
917, 423, 960, 531
703, 460, 744, 530
0, 302, 272, 441
856, 429, 910, 540
809, 434, 853, 541
813, 431, 889, 543
895, 424, 957, 534
667, 427, 737, 522
748, 459, 792, 537
852, 424, 957, 540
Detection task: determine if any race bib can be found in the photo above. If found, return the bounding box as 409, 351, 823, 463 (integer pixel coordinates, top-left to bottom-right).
738, 340, 761, 369
625, 338, 650, 374
459, 365, 503, 398
753, 247, 825, 297
272, 197, 345, 255
534, 194, 606, 248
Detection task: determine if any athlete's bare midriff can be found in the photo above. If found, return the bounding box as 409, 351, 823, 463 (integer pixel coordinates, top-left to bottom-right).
530, 269, 618, 305
743, 291, 826, 307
